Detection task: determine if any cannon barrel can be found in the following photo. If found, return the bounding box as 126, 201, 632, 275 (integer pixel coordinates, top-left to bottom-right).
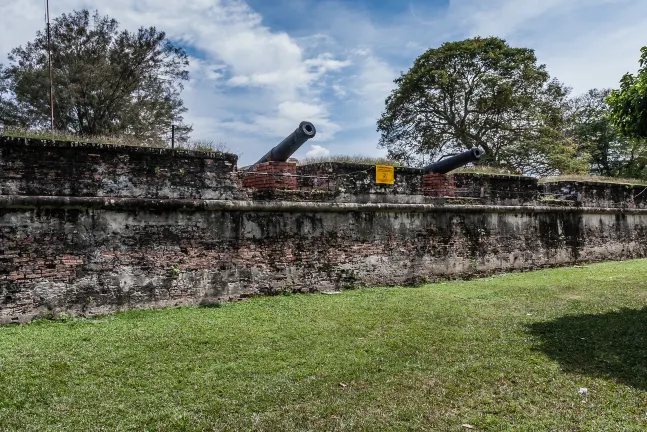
250, 121, 316, 170
423, 147, 485, 174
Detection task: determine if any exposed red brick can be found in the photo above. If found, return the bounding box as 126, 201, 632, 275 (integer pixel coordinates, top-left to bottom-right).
243, 162, 297, 191
423, 173, 455, 197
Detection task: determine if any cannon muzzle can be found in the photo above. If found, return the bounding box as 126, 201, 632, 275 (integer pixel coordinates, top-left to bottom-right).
423, 147, 485, 174
250, 121, 316, 170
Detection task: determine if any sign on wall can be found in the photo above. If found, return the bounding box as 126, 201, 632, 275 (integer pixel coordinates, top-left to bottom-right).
375, 165, 395, 185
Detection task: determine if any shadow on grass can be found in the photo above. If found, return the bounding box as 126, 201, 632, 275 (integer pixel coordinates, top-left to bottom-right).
527, 307, 647, 390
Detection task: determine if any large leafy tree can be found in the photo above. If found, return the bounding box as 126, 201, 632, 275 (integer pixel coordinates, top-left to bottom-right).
608, 46, 647, 139
571, 88, 647, 179
0, 9, 191, 146
377, 36, 588, 176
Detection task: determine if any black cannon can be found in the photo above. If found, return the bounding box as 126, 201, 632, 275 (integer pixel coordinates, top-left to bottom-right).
423, 147, 485, 174
248, 121, 316, 171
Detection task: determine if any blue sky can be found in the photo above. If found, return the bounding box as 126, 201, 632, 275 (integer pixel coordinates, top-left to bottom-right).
1, 0, 646, 165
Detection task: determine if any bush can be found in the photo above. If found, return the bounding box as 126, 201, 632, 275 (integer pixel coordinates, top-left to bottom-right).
299, 154, 402, 166
179, 139, 231, 153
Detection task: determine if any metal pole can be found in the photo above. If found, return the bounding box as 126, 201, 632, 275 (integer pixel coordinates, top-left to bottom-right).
171, 124, 175, 148
46, 0, 54, 132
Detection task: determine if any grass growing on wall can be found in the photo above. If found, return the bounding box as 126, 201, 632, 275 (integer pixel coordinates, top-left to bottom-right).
298, 155, 403, 166
2, 260, 647, 431
452, 165, 524, 176
2, 127, 156, 147
539, 174, 647, 186
1, 128, 233, 154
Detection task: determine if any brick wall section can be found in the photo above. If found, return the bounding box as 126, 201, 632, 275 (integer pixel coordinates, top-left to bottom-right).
297, 163, 424, 194
2, 201, 647, 323
243, 162, 297, 190
542, 180, 647, 208
423, 174, 455, 197
296, 163, 425, 203
452, 173, 539, 205
5, 254, 82, 283
296, 163, 540, 205
0, 136, 245, 200
3, 137, 647, 323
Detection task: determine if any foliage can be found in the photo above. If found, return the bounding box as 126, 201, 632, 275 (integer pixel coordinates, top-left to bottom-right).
1, 126, 160, 147
570, 88, 647, 179
0, 9, 191, 147
299, 154, 402, 166
452, 165, 523, 176
1, 261, 647, 430
179, 138, 231, 153
0, 129, 236, 157
377, 36, 589, 176
608, 46, 647, 139
539, 174, 647, 186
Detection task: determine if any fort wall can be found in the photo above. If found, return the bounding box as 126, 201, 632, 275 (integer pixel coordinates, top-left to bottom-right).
2, 136, 646, 323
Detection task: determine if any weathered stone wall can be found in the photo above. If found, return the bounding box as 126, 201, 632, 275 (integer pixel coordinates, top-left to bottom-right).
297, 163, 425, 203
0, 136, 243, 200
542, 180, 647, 208
296, 164, 539, 205
2, 137, 647, 323
453, 173, 539, 205
2, 197, 646, 324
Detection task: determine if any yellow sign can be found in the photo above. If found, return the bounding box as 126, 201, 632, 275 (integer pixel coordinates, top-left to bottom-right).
375, 165, 394, 185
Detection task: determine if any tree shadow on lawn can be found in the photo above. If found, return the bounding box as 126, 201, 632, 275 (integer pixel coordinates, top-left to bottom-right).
527, 307, 647, 390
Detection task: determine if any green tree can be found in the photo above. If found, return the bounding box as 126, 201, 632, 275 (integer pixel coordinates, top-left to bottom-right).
377, 36, 589, 176
571, 88, 647, 179
608, 47, 647, 139
0, 74, 25, 127
0, 9, 191, 146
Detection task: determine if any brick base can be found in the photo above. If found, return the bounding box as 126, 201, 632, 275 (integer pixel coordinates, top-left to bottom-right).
243, 162, 297, 190
423, 173, 455, 197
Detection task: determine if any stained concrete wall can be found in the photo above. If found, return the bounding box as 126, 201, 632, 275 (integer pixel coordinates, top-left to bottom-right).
1, 137, 647, 323
2, 197, 646, 324
542, 180, 647, 208
0, 136, 243, 200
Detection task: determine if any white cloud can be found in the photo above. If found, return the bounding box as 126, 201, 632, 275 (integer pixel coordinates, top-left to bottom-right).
226, 53, 349, 90
186, 58, 227, 84
0, 1, 47, 56
442, 0, 647, 94
252, 101, 340, 141
2, 0, 647, 166
448, 0, 574, 38
332, 84, 347, 98
332, 50, 399, 131
541, 24, 647, 94
353, 54, 398, 105
0, 0, 349, 165
351, 48, 371, 57
305, 145, 331, 158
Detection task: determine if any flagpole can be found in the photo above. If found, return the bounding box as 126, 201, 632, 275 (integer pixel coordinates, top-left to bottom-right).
46, 0, 54, 131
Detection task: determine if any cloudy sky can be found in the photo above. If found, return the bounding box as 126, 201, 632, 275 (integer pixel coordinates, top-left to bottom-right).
1, 0, 646, 164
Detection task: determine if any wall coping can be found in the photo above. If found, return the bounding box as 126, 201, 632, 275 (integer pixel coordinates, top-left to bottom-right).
0, 135, 238, 163
2, 195, 646, 214
452, 172, 536, 181
540, 179, 647, 187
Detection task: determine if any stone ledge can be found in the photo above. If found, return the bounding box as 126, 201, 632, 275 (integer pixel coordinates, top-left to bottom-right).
2, 195, 647, 214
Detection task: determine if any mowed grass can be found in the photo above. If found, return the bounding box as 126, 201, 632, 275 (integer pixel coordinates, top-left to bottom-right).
2, 261, 647, 431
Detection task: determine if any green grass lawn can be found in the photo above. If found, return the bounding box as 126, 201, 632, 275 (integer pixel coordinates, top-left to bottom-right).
2, 261, 647, 431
